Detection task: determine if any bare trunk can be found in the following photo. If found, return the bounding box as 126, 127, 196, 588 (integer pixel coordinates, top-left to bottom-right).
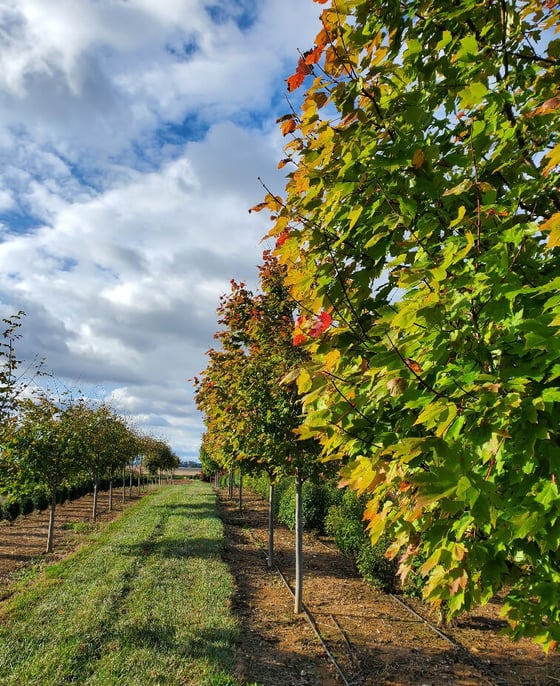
238, 471, 243, 512
228, 470, 234, 499
46, 486, 57, 553
92, 479, 98, 521
122, 466, 126, 504
129, 467, 133, 497
268, 481, 275, 568
137, 469, 141, 495
294, 471, 303, 614
108, 477, 113, 512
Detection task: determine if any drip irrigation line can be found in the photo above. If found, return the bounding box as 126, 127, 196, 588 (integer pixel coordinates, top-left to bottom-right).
239, 506, 503, 686
389, 594, 501, 686
245, 527, 353, 686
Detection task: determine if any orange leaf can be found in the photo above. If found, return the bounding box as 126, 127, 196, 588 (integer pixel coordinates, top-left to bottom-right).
275, 230, 290, 247
405, 358, 422, 374
281, 118, 297, 135
530, 95, 560, 117
248, 202, 268, 213
287, 72, 306, 92
293, 332, 307, 346
304, 45, 324, 65
277, 158, 292, 169
412, 149, 425, 169
313, 0, 329, 4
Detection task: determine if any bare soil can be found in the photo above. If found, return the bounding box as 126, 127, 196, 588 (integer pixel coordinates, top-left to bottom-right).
219, 487, 560, 686
0, 487, 143, 598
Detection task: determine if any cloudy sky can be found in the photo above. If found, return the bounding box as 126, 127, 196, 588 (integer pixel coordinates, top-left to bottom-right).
0, 0, 322, 460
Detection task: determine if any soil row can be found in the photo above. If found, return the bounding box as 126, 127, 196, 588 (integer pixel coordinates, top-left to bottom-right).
218, 488, 560, 686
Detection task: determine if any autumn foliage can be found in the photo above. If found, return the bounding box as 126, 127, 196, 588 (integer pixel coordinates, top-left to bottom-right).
264, 0, 560, 651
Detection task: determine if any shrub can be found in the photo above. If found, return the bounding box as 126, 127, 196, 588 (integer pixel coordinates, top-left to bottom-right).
325, 489, 397, 592
20, 496, 34, 516
56, 485, 68, 505
33, 488, 50, 512
277, 480, 332, 533
3, 499, 21, 521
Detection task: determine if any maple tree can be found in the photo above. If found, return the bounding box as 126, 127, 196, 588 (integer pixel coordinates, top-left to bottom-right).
259, 0, 560, 649
195, 253, 325, 610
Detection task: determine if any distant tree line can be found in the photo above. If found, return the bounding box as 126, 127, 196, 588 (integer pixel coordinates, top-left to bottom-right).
0, 312, 179, 552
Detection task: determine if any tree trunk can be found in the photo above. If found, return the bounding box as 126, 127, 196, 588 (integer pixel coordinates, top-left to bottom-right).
108, 477, 113, 512
228, 470, 234, 499
46, 485, 57, 553
268, 481, 275, 568
294, 470, 303, 614
129, 467, 133, 497
122, 466, 126, 504
137, 469, 141, 495
92, 479, 99, 521
238, 471, 243, 512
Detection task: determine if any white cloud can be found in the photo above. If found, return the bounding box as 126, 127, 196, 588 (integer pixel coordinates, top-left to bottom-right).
0, 0, 323, 459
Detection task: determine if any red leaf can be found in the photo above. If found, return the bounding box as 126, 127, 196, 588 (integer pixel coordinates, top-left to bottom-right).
309, 311, 333, 338
313, 0, 329, 3
293, 332, 308, 346
275, 230, 290, 247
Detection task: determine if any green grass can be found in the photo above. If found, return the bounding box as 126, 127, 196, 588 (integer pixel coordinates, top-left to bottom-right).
0, 482, 251, 686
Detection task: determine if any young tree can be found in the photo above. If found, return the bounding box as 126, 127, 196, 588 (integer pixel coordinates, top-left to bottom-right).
261, 0, 560, 649
3, 394, 86, 552
195, 253, 326, 611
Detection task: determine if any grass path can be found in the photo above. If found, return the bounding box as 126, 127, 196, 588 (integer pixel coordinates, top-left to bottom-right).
0, 482, 243, 686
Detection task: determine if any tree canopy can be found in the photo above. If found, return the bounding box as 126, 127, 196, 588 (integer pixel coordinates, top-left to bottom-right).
256, 0, 560, 650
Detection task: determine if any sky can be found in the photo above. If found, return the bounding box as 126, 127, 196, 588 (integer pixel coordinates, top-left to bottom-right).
0, 0, 323, 461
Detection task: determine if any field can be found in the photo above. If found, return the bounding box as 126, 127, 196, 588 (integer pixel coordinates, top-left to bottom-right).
1, 483, 560, 686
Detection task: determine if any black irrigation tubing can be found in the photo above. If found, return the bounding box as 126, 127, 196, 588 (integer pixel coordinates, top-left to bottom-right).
245, 527, 354, 686
238, 501, 502, 686
313, 537, 501, 685
388, 594, 502, 686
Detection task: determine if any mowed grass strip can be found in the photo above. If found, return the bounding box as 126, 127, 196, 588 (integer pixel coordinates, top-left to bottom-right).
0, 482, 239, 686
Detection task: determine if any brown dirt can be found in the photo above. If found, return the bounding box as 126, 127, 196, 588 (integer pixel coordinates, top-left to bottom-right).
219, 487, 560, 686
0, 487, 143, 598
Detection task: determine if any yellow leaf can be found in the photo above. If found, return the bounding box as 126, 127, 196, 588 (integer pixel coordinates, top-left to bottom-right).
542, 143, 560, 177
541, 212, 560, 248
297, 368, 312, 394
450, 205, 466, 227
412, 149, 425, 169
324, 349, 341, 372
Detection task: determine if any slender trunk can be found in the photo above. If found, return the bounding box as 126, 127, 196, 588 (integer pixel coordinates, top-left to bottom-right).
108, 477, 113, 512
268, 481, 275, 568
294, 470, 303, 614
46, 485, 57, 553
238, 471, 243, 512
92, 479, 99, 521
228, 470, 234, 499
122, 466, 126, 504
137, 469, 141, 495
129, 467, 133, 497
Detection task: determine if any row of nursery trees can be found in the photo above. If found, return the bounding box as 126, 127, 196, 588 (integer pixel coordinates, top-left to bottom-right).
0, 313, 179, 553
197, 0, 560, 652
